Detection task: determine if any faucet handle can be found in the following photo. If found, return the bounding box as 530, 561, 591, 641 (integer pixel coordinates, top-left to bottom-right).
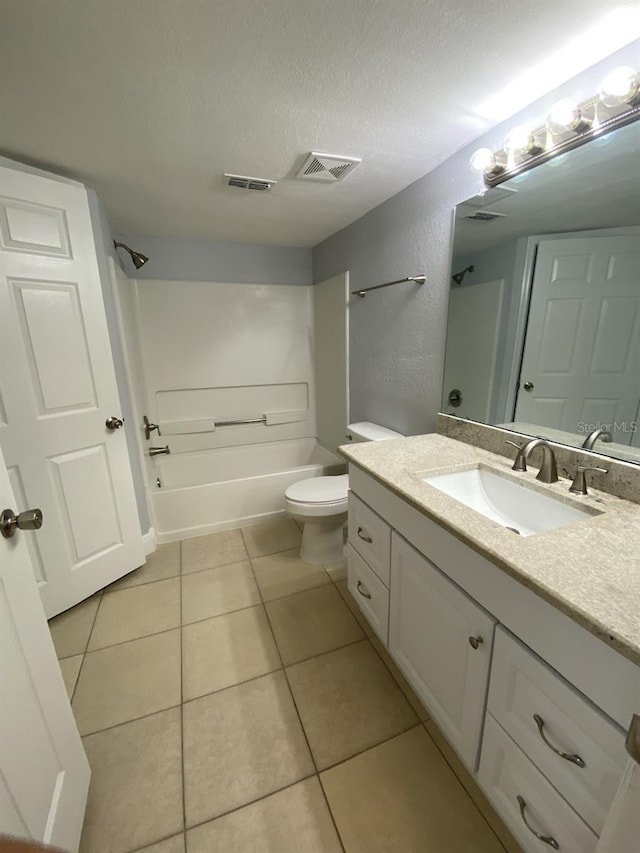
505, 440, 526, 472
569, 466, 608, 496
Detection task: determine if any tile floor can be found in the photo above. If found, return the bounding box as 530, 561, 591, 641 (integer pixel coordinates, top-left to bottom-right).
49, 517, 522, 853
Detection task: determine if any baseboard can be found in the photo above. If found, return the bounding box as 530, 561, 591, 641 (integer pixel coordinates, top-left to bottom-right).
142, 527, 157, 555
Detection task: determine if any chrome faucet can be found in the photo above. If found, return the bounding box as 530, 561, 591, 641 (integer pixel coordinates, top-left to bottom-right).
506, 438, 559, 484
581, 428, 613, 450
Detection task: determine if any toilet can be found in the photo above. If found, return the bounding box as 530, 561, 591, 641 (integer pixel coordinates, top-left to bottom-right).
285, 422, 403, 565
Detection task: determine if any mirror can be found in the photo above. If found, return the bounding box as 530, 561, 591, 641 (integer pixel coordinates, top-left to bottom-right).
441, 118, 640, 465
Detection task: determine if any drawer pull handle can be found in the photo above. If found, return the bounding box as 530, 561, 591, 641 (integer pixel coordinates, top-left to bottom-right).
533, 714, 586, 768
357, 527, 373, 543
468, 635, 483, 650
516, 796, 559, 849
357, 581, 372, 600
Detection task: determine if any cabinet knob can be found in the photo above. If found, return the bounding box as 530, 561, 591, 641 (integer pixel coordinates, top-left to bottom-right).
468, 635, 483, 650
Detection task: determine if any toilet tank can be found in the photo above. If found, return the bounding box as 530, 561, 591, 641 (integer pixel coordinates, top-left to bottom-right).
346, 421, 404, 443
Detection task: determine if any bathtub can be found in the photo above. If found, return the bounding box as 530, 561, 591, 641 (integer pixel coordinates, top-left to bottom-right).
150, 438, 345, 542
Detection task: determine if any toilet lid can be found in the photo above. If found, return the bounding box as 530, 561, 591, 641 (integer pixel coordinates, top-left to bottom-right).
286, 474, 348, 504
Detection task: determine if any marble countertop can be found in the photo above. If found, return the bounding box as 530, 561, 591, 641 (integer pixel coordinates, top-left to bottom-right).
339, 433, 640, 666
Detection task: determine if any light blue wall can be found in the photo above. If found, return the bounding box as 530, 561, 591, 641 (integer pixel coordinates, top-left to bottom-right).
313, 41, 639, 437
114, 234, 313, 285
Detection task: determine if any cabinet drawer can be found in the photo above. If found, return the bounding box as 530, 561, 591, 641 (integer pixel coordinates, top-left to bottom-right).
348, 492, 391, 586
488, 627, 626, 835
479, 715, 598, 853
346, 545, 389, 644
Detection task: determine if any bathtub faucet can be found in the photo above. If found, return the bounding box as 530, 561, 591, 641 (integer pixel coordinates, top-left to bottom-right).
149, 446, 171, 456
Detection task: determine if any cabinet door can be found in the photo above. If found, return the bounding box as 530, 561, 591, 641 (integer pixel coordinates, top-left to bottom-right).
389, 533, 496, 770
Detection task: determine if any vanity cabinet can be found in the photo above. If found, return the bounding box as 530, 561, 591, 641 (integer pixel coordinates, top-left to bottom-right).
389, 533, 496, 770
345, 467, 634, 853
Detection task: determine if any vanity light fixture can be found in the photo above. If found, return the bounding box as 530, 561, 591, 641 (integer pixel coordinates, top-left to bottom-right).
471, 64, 640, 187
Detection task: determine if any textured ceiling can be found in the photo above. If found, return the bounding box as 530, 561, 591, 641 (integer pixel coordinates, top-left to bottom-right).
0, 0, 638, 247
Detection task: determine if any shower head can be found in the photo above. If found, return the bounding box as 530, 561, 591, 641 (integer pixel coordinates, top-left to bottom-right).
452, 264, 474, 285
113, 241, 149, 270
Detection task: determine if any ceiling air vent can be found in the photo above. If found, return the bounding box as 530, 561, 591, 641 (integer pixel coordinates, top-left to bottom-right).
224, 173, 276, 191
296, 152, 361, 182
464, 211, 507, 222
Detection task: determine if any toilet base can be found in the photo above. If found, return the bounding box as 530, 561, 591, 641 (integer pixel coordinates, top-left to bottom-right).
297, 515, 347, 565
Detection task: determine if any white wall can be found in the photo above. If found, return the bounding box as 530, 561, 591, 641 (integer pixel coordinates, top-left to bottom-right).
314, 273, 349, 453
130, 279, 316, 456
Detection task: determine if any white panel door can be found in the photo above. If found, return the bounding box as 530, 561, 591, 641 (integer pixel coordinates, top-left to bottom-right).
442, 278, 505, 421
0, 441, 89, 851
388, 533, 496, 771
515, 232, 640, 444
0, 165, 144, 617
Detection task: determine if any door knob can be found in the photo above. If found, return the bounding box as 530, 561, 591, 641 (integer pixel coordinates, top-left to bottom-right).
1, 508, 43, 539
105, 416, 124, 430
523, 381, 534, 392
468, 635, 483, 650
448, 388, 463, 408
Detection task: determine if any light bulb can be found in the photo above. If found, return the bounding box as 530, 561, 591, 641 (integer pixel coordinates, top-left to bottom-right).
547, 98, 578, 132
470, 148, 494, 173
546, 98, 592, 135
505, 125, 531, 151
600, 66, 640, 107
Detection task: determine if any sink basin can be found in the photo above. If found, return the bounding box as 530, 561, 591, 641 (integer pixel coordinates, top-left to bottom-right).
423, 465, 597, 536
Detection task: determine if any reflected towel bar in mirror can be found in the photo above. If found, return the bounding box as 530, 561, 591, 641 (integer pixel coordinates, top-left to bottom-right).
352, 275, 426, 298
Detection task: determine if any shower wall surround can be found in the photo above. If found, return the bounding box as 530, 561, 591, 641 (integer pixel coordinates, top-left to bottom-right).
131, 278, 316, 450
114, 276, 348, 540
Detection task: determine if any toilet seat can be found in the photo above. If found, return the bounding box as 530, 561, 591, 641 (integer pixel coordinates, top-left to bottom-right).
285, 474, 349, 517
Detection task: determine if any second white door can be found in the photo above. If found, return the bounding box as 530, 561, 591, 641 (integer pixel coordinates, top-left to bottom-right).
0, 164, 144, 617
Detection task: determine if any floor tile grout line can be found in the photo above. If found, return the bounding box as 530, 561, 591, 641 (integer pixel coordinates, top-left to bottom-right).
240, 530, 346, 853
420, 720, 512, 853
180, 537, 303, 579
79, 703, 184, 740
178, 539, 187, 835
100, 574, 180, 600
82, 623, 182, 656
75, 630, 368, 735
180, 772, 317, 837
69, 593, 105, 705
69, 563, 337, 658
241, 529, 319, 774
126, 830, 185, 853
